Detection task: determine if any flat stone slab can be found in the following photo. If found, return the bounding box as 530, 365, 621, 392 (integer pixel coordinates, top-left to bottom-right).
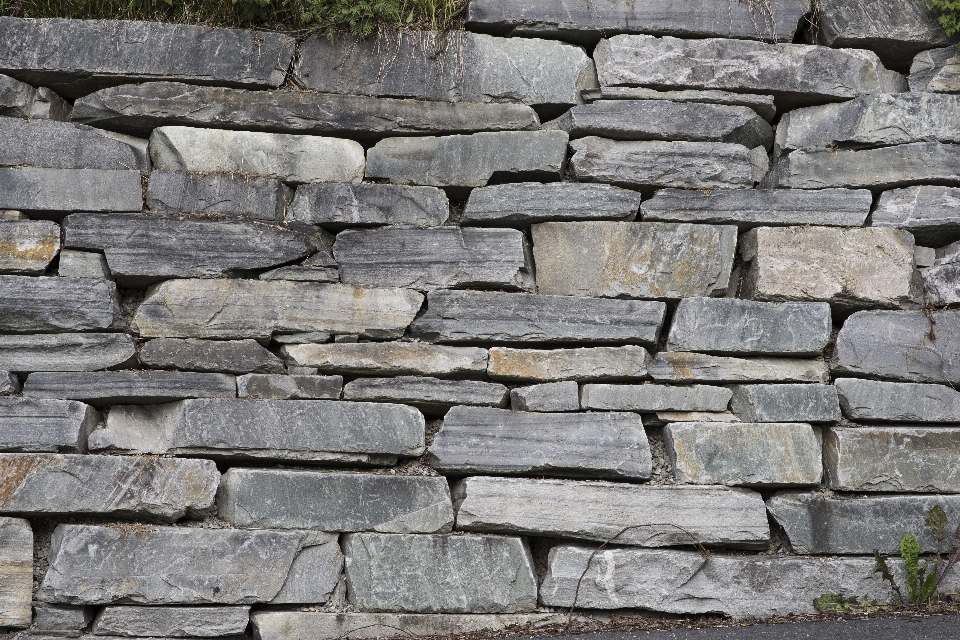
656, 411, 738, 423
146, 170, 290, 221
23, 371, 236, 405
0, 219, 59, 275
581, 86, 776, 121
641, 188, 871, 229
343, 533, 536, 613
342, 377, 508, 416
580, 384, 731, 412
664, 422, 822, 487
0, 167, 142, 212
58, 249, 109, 278
666, 298, 831, 356
259, 265, 339, 283
0, 517, 31, 627
411, 290, 666, 346
0, 275, 120, 332
0, 73, 71, 120
0, 116, 147, 172
33, 603, 91, 632
218, 469, 453, 533
133, 280, 423, 340
429, 406, 650, 479
288, 183, 449, 230
910, 45, 960, 93
729, 385, 840, 423
461, 182, 640, 227
281, 343, 488, 378
92, 605, 250, 638
510, 381, 579, 412
835, 377, 960, 422
0, 453, 218, 521
0, 397, 98, 453
90, 399, 425, 464
140, 338, 283, 374
237, 374, 341, 400
824, 426, 960, 492
454, 476, 769, 548
649, 353, 830, 383
487, 346, 649, 382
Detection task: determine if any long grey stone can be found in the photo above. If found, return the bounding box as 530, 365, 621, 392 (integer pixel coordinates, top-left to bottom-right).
0, 397, 98, 453
0, 17, 294, 98
343, 533, 536, 613
411, 290, 666, 345
910, 45, 960, 93
89, 399, 425, 463
664, 422, 822, 487
0, 73, 70, 120
487, 346, 649, 382
729, 385, 840, 423
510, 381, 579, 412
281, 343, 487, 377
666, 298, 831, 356
454, 476, 769, 548
461, 182, 640, 227
218, 469, 453, 532
237, 374, 341, 400
581, 86, 776, 121
641, 188, 872, 229
146, 171, 290, 221
0, 116, 147, 172
259, 265, 339, 283
92, 606, 250, 638
0, 275, 120, 332
71, 81, 539, 137
288, 183, 449, 230
0, 517, 31, 627
0, 220, 60, 275
0, 168, 142, 212
825, 427, 960, 492
580, 384, 731, 412
140, 338, 283, 374
0, 453, 218, 521
835, 377, 960, 422
650, 353, 830, 383
132, 280, 423, 340
23, 371, 236, 405
429, 406, 650, 479
334, 227, 532, 291
343, 377, 508, 416
873, 186, 960, 246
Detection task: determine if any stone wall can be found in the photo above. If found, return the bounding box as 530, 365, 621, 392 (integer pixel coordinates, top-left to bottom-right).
1, 1, 960, 637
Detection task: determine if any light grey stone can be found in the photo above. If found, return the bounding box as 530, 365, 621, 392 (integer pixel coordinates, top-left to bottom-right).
910, 45, 960, 93
258, 265, 339, 283
656, 411, 738, 423
140, 338, 283, 375
146, 171, 290, 221
33, 604, 92, 631
510, 381, 579, 412
650, 353, 830, 383
0, 453, 218, 521
281, 343, 487, 378
343, 377, 508, 416
58, 250, 110, 279
487, 346, 649, 382
272, 333, 330, 345
664, 422, 822, 487
0, 116, 146, 174
236, 374, 341, 400
0, 276, 120, 332
0, 371, 17, 395
917, 245, 937, 267
411, 290, 666, 345
23, 371, 236, 405
0, 517, 31, 627
288, 183, 448, 230
920, 261, 960, 304
580, 87, 777, 121
429, 406, 650, 479
580, 384, 731, 412
343, 533, 536, 613
729, 385, 840, 423
872, 186, 960, 246
270, 535, 342, 605
461, 182, 640, 227
0, 168, 142, 212
92, 606, 249, 637
0, 73, 70, 120
0, 220, 59, 275
835, 377, 960, 422
133, 280, 423, 340
0, 333, 135, 372
824, 427, 960, 492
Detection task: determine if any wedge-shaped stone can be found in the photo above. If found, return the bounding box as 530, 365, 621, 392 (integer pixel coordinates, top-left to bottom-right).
665, 422, 822, 487
90, 399, 425, 463
461, 182, 640, 227
824, 427, 960, 492
343, 377, 508, 416
58, 249, 109, 278
218, 469, 453, 532
141, 338, 283, 374
334, 227, 532, 291
150, 127, 364, 184
835, 377, 960, 422
0, 168, 142, 212
532, 222, 736, 299
133, 280, 423, 340
237, 374, 341, 400
366, 131, 567, 190
641, 188, 871, 229
580, 384, 731, 412
742, 227, 920, 310
33, 603, 91, 632
510, 381, 579, 412
343, 533, 536, 613
288, 183, 449, 229
0, 275, 120, 332
0, 453, 218, 521
146, 171, 290, 220
0, 397, 98, 453
595, 35, 906, 109
650, 353, 829, 383
295, 31, 595, 109
0, 220, 59, 275
0, 73, 70, 120
0, 116, 146, 171
455, 477, 768, 548
413, 290, 665, 345
92, 605, 250, 638
429, 406, 650, 479
582, 86, 777, 121
487, 346, 649, 382
0, 517, 31, 627
910, 45, 960, 93
71, 81, 539, 137
0, 17, 294, 98
23, 371, 236, 405
729, 385, 840, 423
281, 343, 487, 378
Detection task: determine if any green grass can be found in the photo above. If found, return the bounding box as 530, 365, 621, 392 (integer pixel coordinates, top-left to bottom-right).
928, 0, 960, 37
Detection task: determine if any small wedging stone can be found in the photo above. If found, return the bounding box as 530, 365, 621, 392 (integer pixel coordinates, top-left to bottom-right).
33, 603, 92, 631
461, 182, 640, 227
872, 186, 960, 246
343, 377, 508, 416
428, 406, 650, 479
0, 275, 120, 332
237, 374, 341, 400
835, 377, 960, 422
140, 338, 283, 374
0, 116, 147, 172
824, 426, 960, 492
146, 171, 291, 221
649, 353, 830, 383
0, 333, 133, 373
910, 45, 960, 93
149, 127, 364, 184
664, 422, 822, 487
281, 343, 487, 378
411, 290, 666, 346
729, 385, 840, 423
0, 371, 17, 395
487, 345, 649, 382
343, 533, 537, 613
58, 250, 110, 278
91, 606, 250, 638
580, 384, 731, 412
0, 516, 31, 627
0, 397, 98, 453
0, 73, 70, 120
288, 183, 449, 230
454, 476, 769, 548
23, 371, 236, 405
0, 453, 218, 521
218, 469, 453, 532
0, 219, 59, 275
581, 87, 776, 121
0, 168, 142, 212
510, 381, 579, 412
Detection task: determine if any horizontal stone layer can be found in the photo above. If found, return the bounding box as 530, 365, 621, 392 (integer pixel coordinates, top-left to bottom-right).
236, 374, 341, 400
91, 605, 251, 638
140, 338, 284, 374
0, 275, 120, 333
580, 384, 731, 412
146, 170, 290, 220
0, 115, 146, 171
0, 167, 142, 211
487, 346, 649, 382
835, 377, 960, 422
23, 371, 236, 405
281, 342, 488, 378
288, 183, 449, 229
0, 397, 98, 453
729, 384, 840, 423
343, 377, 508, 416
510, 381, 579, 412
649, 353, 830, 383
461, 182, 640, 227
581, 87, 776, 121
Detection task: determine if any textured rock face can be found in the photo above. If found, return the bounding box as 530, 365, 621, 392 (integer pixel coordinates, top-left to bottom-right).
580, 384, 731, 412
0, 167, 143, 212
649, 353, 831, 383
582, 86, 777, 121
921, 261, 960, 305
140, 338, 284, 374
0, 73, 71, 120
288, 183, 449, 229
429, 406, 650, 479
270, 534, 343, 605
146, 171, 291, 220
0, 371, 17, 395
487, 346, 649, 382
0, 517, 31, 627
23, 371, 236, 405
58, 250, 110, 278
92, 605, 251, 638
454, 477, 769, 548
835, 377, 960, 422
510, 381, 580, 412
281, 343, 488, 377
910, 45, 960, 93
461, 182, 640, 226
32, 603, 92, 631
0, 276, 120, 333
343, 377, 507, 415
0, 397, 99, 452
729, 385, 840, 423
0, 220, 60, 275
343, 533, 537, 613
0, 116, 147, 172
237, 374, 342, 400
871, 185, 960, 246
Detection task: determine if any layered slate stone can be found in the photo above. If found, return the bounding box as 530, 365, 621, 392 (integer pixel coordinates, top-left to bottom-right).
729, 385, 840, 423
0, 17, 294, 98
664, 422, 822, 487
0, 397, 98, 453
58, 250, 110, 278
343, 533, 537, 613
532, 222, 736, 299
288, 183, 449, 229
150, 127, 365, 183
0, 220, 60, 274
259, 265, 339, 283
411, 290, 666, 346
0, 453, 218, 521
454, 477, 769, 548
90, 399, 425, 463
92, 606, 251, 638
63, 213, 314, 286
650, 353, 830, 383
237, 374, 342, 400
23, 371, 236, 405
132, 280, 423, 340
666, 298, 831, 356
140, 338, 284, 374
510, 381, 580, 412
0, 73, 71, 120
0, 276, 120, 332
0, 168, 142, 212
0, 116, 147, 172
910, 45, 960, 93
741, 227, 920, 310
146, 171, 291, 221
71, 82, 539, 137
32, 604, 92, 633
343, 377, 508, 415
824, 427, 960, 492
428, 406, 650, 479
487, 346, 649, 382
580, 384, 731, 412
835, 377, 960, 422
461, 182, 640, 227
281, 343, 488, 378
0, 517, 31, 627
334, 227, 533, 291
218, 469, 454, 532
582, 86, 777, 121
0, 372, 16, 395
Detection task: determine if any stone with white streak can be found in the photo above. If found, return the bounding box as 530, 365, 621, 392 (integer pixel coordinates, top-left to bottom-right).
146, 170, 291, 221
23, 371, 237, 405
487, 346, 649, 382
288, 183, 449, 229
871, 185, 960, 246
510, 382, 580, 412
910, 45, 960, 93
0, 275, 120, 332
236, 374, 341, 400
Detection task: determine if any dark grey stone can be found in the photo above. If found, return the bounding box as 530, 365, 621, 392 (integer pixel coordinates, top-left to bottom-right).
146, 171, 291, 221
0, 276, 120, 332
33, 604, 92, 632
0, 397, 98, 453
835, 377, 960, 422
91, 606, 250, 638
236, 374, 341, 400
580, 384, 731, 412
580, 87, 777, 121
0, 73, 70, 120
0, 116, 147, 172
510, 381, 580, 412
343, 377, 508, 416
288, 183, 449, 230
461, 182, 640, 227
729, 384, 841, 423
0, 220, 60, 275
0, 333, 135, 372
0, 168, 142, 212
270, 534, 343, 605
873, 186, 960, 246
23, 371, 236, 405
650, 353, 830, 383
140, 339, 284, 374
910, 45, 960, 93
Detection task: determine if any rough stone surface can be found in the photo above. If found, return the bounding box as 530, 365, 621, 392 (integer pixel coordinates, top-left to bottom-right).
649, 353, 830, 383
835, 377, 960, 422
236, 374, 341, 400
454, 476, 769, 548
0, 397, 98, 453
0, 516, 31, 627
0, 167, 142, 212
487, 346, 649, 382
259, 265, 339, 283
461, 182, 640, 227
920, 262, 960, 305
33, 603, 92, 631
581, 87, 776, 121
0, 276, 120, 333
0, 220, 60, 275
656, 411, 738, 423
580, 384, 731, 412
58, 250, 110, 278
510, 381, 580, 412
729, 385, 840, 423
288, 183, 449, 230
0, 73, 70, 120
343, 377, 508, 416
23, 371, 236, 405
429, 406, 650, 479
281, 343, 487, 378
91, 606, 250, 638
0, 370, 17, 395
146, 171, 291, 221
0, 116, 147, 172
140, 338, 284, 374
270, 535, 342, 605
910, 45, 960, 93
343, 533, 537, 613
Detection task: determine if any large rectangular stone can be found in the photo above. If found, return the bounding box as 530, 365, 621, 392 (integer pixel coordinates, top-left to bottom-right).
454, 476, 768, 548
342, 377, 508, 416
411, 290, 666, 345
0, 116, 146, 171
910, 45, 960, 92
0, 219, 60, 275
487, 346, 649, 382
0, 73, 70, 120
580, 384, 731, 412
872, 185, 960, 246
0, 397, 98, 452
582, 86, 777, 121
649, 353, 830, 383
218, 469, 453, 532
343, 533, 536, 613
664, 422, 822, 487
23, 371, 236, 405
0, 517, 31, 627
835, 377, 960, 422
428, 406, 650, 479
132, 280, 423, 340
0, 275, 120, 332
288, 183, 449, 229
140, 338, 283, 375
89, 399, 425, 464
729, 385, 840, 423
461, 182, 640, 227
0, 167, 142, 212
281, 343, 487, 377
92, 605, 250, 638
146, 170, 290, 221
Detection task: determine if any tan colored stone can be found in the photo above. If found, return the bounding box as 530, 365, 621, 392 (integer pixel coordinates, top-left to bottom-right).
0, 517, 31, 627
487, 346, 649, 382
281, 342, 487, 378
0, 220, 60, 275
649, 353, 830, 383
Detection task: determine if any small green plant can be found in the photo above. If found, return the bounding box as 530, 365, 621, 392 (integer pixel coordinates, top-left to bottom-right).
928, 0, 960, 38
813, 593, 881, 614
